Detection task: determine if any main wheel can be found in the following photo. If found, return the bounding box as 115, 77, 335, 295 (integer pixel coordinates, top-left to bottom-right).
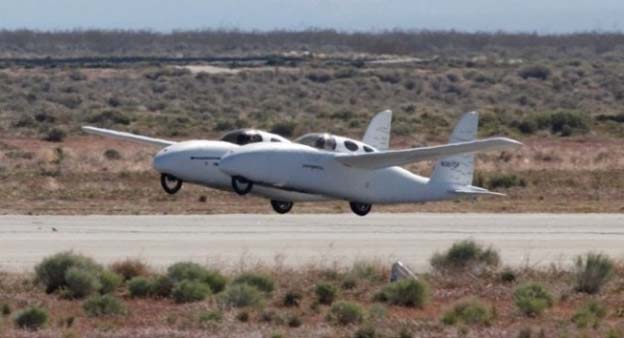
271, 200, 293, 214
231, 176, 253, 195
349, 202, 372, 216
161, 173, 182, 195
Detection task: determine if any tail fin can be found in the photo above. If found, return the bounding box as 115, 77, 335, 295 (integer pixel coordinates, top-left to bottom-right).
362, 110, 392, 151
429, 111, 478, 186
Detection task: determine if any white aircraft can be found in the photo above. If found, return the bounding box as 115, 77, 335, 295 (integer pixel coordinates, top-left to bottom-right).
81, 110, 393, 213
217, 111, 522, 216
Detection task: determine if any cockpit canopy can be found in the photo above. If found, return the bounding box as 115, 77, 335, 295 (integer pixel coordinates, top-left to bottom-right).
221, 129, 289, 146
295, 133, 376, 153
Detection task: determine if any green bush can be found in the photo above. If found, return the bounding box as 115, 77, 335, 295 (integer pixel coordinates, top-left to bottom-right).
150, 275, 174, 298
167, 262, 208, 282
86, 110, 131, 125
283, 290, 302, 307
35, 251, 101, 293
203, 271, 227, 293
2, 303, 11, 316
218, 284, 264, 308
315, 282, 337, 305
270, 121, 297, 137
431, 240, 500, 271
64, 267, 102, 298
111, 259, 149, 281
513, 283, 553, 317
233, 272, 274, 293
99, 270, 122, 294
199, 310, 223, 323
518, 65, 551, 80
442, 299, 493, 326
172, 280, 212, 303
378, 279, 429, 308
14, 307, 48, 330
487, 174, 527, 189
43, 128, 66, 142
520, 111, 590, 136
103, 149, 122, 160
128, 276, 152, 298
572, 300, 607, 329
83, 294, 125, 317
500, 268, 517, 283
328, 301, 365, 325
574, 253, 614, 294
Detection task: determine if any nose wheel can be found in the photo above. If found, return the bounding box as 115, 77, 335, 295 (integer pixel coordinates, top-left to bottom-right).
271, 200, 293, 214
232, 176, 253, 195
161, 174, 183, 195
349, 202, 372, 216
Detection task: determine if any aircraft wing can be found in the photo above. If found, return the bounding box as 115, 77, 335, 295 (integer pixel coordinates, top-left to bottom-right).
334, 137, 522, 170
82, 126, 176, 147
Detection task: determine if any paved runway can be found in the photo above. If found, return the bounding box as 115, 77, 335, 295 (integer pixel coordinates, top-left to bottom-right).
1, 214, 623, 272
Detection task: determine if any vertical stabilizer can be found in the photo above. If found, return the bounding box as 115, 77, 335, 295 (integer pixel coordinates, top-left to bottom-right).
429, 111, 478, 186
362, 110, 392, 151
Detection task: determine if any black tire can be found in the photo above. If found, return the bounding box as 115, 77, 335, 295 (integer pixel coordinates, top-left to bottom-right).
349, 202, 372, 216
231, 176, 253, 195
161, 174, 182, 195
271, 200, 293, 214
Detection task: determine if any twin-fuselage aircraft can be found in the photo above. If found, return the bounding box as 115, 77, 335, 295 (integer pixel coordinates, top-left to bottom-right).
83, 110, 521, 216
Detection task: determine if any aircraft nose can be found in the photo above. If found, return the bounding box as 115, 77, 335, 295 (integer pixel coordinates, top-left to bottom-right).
153, 147, 175, 173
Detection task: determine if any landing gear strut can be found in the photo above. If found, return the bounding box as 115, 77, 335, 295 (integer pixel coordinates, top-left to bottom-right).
271, 200, 293, 214
161, 174, 182, 195
232, 176, 253, 195
349, 202, 372, 216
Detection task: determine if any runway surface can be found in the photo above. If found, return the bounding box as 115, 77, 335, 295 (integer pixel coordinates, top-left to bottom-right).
1, 214, 623, 272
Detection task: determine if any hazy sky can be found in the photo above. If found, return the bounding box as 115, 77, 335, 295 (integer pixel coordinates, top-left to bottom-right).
0, 0, 623, 33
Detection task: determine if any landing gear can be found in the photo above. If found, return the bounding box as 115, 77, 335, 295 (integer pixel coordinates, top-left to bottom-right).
161, 174, 182, 195
271, 200, 293, 214
232, 176, 253, 195
350, 202, 372, 216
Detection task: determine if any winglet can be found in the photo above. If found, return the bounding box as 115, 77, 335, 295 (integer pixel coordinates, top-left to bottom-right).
82, 126, 175, 148
362, 110, 392, 150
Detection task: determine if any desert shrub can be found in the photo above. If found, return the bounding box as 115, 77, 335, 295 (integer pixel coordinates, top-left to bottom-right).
487, 174, 527, 189
270, 121, 297, 137
351, 261, 384, 282
354, 325, 377, 338
442, 298, 493, 326
574, 253, 614, 294
287, 314, 302, 327
83, 294, 125, 317
86, 110, 130, 125
500, 268, 517, 283
203, 271, 227, 293
111, 259, 149, 281
522, 111, 590, 136
367, 304, 387, 321
572, 300, 607, 329
378, 279, 429, 308
64, 267, 102, 298
98, 270, 122, 294
341, 275, 357, 289
236, 311, 250, 322
199, 310, 223, 323
43, 128, 66, 142
14, 307, 48, 330
35, 252, 100, 293
2, 303, 11, 316
128, 276, 152, 298
283, 290, 302, 307
315, 282, 337, 305
150, 275, 174, 298
172, 280, 211, 303
218, 284, 264, 308
233, 272, 274, 293
518, 65, 551, 80
430, 240, 500, 271
513, 283, 553, 317
167, 261, 207, 282
103, 149, 122, 160
328, 301, 364, 325
517, 120, 537, 134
